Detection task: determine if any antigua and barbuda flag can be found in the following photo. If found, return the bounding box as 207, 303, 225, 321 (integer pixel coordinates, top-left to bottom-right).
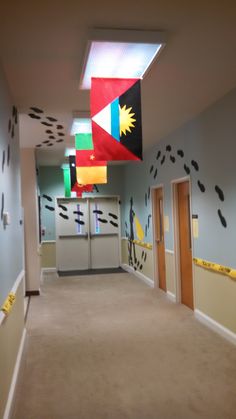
91, 78, 142, 161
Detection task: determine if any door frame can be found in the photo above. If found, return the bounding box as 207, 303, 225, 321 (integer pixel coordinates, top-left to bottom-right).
151, 184, 165, 290
55, 194, 121, 270
171, 176, 195, 305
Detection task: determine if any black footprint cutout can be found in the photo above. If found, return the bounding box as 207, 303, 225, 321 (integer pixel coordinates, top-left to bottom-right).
30, 107, 44, 114
46, 116, 57, 122
28, 113, 41, 119
177, 149, 184, 158
2, 150, 5, 172
46, 130, 53, 134
170, 155, 176, 163
43, 194, 53, 202
75, 219, 85, 225
7, 145, 10, 166
59, 213, 69, 220
191, 160, 199, 171
197, 181, 205, 193
1, 193, 4, 220
156, 151, 161, 160
45, 205, 55, 211
41, 121, 53, 127
215, 185, 224, 202
148, 187, 150, 199
161, 156, 165, 165
145, 193, 147, 206
184, 164, 190, 175
149, 165, 154, 174
110, 221, 118, 228
217, 209, 227, 228
108, 213, 118, 220
57, 125, 64, 129
58, 204, 68, 211
154, 168, 158, 179
166, 145, 171, 152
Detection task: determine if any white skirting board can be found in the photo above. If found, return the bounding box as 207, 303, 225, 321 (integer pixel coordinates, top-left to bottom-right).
195, 309, 236, 346
3, 328, 27, 419
121, 264, 154, 288
166, 291, 176, 302
41, 267, 57, 273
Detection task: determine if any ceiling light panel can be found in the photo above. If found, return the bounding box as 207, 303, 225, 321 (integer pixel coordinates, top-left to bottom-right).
70, 118, 91, 135
80, 29, 166, 90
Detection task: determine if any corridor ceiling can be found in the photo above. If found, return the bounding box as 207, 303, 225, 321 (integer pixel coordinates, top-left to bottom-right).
0, 1, 236, 165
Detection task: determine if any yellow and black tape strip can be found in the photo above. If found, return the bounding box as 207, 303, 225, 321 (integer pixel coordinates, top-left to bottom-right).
193, 258, 236, 281
1, 292, 16, 315
132, 240, 153, 250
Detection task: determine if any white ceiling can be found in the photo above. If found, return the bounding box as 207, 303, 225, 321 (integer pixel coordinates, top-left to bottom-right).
1, 1, 236, 165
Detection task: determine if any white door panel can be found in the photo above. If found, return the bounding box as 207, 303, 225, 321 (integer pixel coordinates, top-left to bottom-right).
56, 198, 89, 271
90, 198, 120, 269
90, 235, 120, 268
56, 197, 120, 271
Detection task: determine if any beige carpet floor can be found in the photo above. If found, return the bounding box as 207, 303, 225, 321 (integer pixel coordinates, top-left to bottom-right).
12, 272, 236, 419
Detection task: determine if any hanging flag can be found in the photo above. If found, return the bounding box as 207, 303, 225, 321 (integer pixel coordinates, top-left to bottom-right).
63, 166, 71, 198
75, 133, 93, 151
76, 165, 107, 185
76, 150, 106, 167
91, 77, 142, 161
69, 156, 94, 195
72, 182, 93, 197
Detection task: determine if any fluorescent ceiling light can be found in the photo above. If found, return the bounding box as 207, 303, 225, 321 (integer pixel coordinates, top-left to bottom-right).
80, 29, 166, 89
70, 118, 91, 136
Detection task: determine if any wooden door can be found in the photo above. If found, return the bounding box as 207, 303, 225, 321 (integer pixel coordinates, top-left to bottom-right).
154, 188, 166, 291
177, 181, 194, 309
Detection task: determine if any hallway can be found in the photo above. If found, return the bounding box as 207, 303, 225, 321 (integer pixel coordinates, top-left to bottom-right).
12, 273, 236, 419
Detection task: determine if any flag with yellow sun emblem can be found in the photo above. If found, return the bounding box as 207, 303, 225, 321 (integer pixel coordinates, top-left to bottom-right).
91, 78, 142, 161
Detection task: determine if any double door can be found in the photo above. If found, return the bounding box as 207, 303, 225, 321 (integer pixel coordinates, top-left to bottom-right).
56, 197, 120, 272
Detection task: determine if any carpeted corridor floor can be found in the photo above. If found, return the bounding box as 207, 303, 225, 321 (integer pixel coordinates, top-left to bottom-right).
12, 272, 236, 419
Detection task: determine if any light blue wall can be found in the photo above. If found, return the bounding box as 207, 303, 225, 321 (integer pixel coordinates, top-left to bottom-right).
122, 87, 236, 267
38, 165, 124, 241
0, 64, 23, 306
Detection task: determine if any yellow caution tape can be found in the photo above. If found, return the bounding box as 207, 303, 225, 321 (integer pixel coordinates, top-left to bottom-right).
1, 293, 16, 315
193, 258, 236, 281
132, 239, 153, 250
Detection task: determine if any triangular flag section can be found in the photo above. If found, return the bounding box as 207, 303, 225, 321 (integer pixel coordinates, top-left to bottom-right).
91, 78, 142, 161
